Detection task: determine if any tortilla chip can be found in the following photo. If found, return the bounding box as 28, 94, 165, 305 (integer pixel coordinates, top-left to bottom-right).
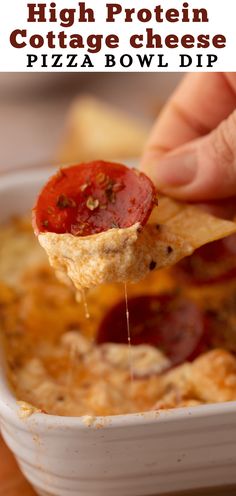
57, 96, 149, 164
149, 195, 183, 224
156, 198, 236, 249
38, 198, 236, 291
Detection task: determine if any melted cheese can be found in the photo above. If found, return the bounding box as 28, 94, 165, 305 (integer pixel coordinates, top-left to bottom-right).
2, 217, 236, 416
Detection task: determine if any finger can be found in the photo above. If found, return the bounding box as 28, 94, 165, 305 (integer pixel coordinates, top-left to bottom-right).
142, 73, 236, 179
151, 110, 236, 201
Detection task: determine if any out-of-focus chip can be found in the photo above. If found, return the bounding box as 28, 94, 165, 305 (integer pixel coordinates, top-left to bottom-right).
57, 96, 149, 164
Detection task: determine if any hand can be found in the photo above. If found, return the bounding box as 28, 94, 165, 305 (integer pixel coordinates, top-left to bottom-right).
141, 73, 236, 201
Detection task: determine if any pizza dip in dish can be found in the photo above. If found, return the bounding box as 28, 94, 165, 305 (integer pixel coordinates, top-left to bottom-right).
1, 161, 236, 417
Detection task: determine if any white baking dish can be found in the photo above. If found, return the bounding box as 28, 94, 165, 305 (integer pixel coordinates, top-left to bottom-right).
0, 167, 236, 496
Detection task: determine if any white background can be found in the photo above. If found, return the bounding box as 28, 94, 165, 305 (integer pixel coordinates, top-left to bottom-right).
0, 0, 235, 72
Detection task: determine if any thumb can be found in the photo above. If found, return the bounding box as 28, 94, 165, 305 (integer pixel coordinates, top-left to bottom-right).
144, 110, 236, 201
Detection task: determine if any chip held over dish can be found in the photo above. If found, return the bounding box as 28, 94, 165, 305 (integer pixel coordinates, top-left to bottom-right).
33, 161, 236, 291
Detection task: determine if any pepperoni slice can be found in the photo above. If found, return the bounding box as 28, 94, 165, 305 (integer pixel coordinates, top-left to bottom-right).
97, 294, 206, 366
175, 234, 236, 285
33, 161, 157, 236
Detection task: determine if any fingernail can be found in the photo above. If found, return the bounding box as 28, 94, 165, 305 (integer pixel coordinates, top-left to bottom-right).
154, 149, 197, 188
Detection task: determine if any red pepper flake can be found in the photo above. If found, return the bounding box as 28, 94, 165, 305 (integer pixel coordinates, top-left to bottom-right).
71, 221, 91, 236
56, 194, 77, 209
111, 221, 120, 228
113, 181, 124, 193
104, 179, 124, 203
56, 169, 66, 181
96, 172, 109, 186
86, 196, 99, 211
80, 183, 89, 192
110, 192, 116, 204
105, 185, 116, 203
47, 206, 54, 214
71, 225, 83, 236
